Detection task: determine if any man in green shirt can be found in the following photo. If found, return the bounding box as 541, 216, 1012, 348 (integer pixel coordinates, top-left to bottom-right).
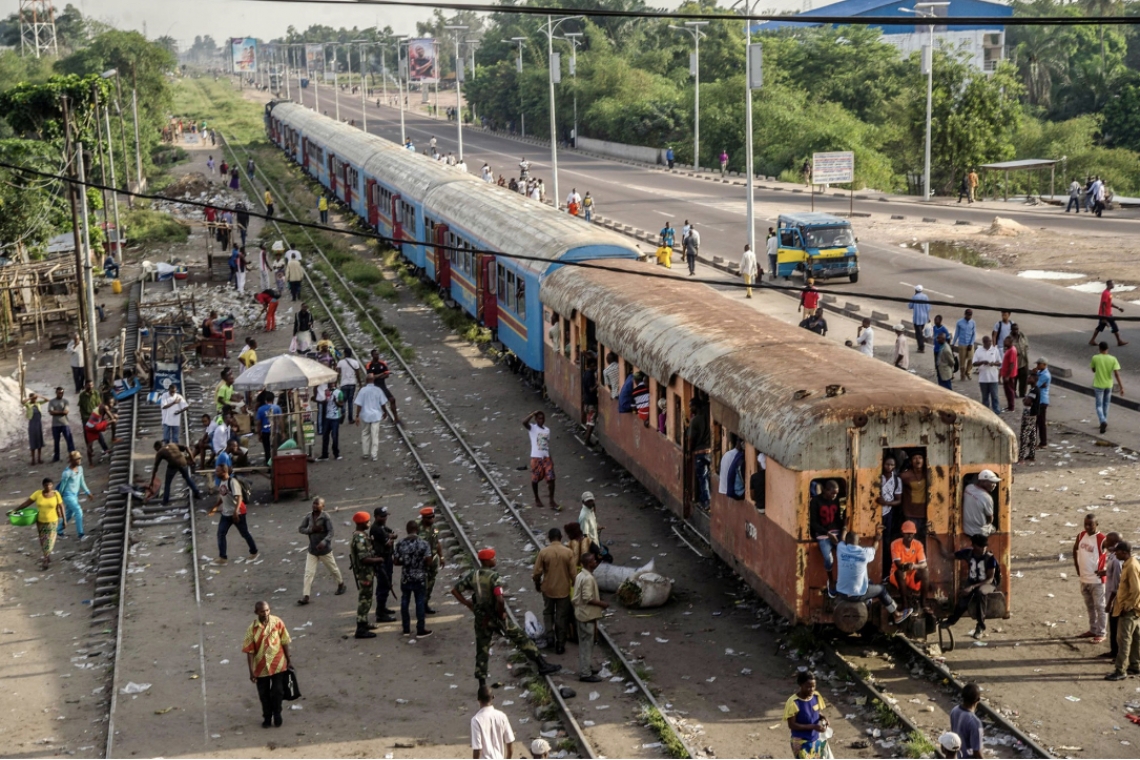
1091, 341, 1124, 434
78, 380, 101, 420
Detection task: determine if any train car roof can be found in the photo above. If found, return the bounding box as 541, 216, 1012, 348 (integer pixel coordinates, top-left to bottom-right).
541, 260, 1016, 471
270, 102, 388, 173
422, 181, 643, 276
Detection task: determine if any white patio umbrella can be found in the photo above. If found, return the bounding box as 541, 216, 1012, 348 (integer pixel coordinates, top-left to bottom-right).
233, 353, 337, 392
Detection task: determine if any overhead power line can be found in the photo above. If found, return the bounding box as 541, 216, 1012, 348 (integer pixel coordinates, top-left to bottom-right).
240, 0, 1140, 27
0, 154, 1130, 321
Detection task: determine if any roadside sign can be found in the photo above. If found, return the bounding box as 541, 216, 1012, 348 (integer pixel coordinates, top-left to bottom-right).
812, 151, 854, 184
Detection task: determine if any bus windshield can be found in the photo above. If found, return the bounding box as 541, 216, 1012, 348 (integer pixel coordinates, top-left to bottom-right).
801, 225, 855, 249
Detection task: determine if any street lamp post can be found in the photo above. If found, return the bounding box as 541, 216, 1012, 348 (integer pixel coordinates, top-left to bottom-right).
542, 15, 583, 210
559, 32, 582, 149
466, 38, 480, 124
445, 25, 469, 160
396, 37, 410, 144
900, 2, 948, 201
352, 39, 370, 131
503, 37, 527, 137
334, 44, 341, 121
732, 0, 763, 259
670, 22, 708, 171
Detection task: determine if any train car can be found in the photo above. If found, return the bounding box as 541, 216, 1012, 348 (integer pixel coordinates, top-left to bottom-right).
541, 259, 1016, 629
421, 181, 642, 370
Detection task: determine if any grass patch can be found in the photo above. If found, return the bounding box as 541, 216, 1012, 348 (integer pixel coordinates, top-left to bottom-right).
342, 260, 384, 286
640, 705, 688, 758
173, 78, 266, 144
528, 678, 553, 707
902, 730, 936, 758
787, 625, 822, 656
872, 698, 901, 728
124, 208, 190, 245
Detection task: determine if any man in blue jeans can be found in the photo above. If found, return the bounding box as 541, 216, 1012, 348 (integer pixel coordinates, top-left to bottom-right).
1091, 342, 1124, 434
393, 520, 433, 637
836, 528, 913, 625
152, 441, 205, 505
211, 466, 258, 565
48, 387, 76, 462
810, 480, 845, 592
972, 336, 1002, 415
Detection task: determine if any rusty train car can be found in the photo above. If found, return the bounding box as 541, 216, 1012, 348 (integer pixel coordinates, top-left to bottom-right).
540, 259, 1017, 627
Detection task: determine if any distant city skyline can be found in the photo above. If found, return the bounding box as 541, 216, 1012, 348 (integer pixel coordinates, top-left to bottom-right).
0, 0, 805, 49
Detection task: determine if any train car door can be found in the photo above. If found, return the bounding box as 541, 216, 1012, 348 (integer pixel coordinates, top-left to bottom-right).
301, 140, 308, 171
680, 389, 694, 519
434, 224, 451, 289
328, 154, 337, 194
343, 165, 353, 208
478, 255, 498, 329
391, 195, 403, 241
366, 179, 378, 228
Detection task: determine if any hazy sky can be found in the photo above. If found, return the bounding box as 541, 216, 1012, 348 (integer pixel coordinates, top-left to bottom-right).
0, 0, 801, 48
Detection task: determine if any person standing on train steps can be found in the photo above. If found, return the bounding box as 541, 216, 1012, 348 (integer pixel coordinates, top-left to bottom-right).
856, 318, 874, 358
878, 457, 902, 547
835, 528, 913, 624
950, 684, 984, 757
1091, 280, 1128, 347
1091, 341, 1124, 434
799, 279, 820, 315
809, 480, 845, 592
908, 285, 930, 353
684, 227, 701, 276
953, 309, 977, 382
524, 410, 558, 510
740, 244, 758, 298
934, 532, 998, 639
1075, 513, 1108, 644
893, 325, 909, 371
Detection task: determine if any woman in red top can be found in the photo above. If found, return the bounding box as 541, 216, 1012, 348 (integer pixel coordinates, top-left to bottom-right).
999, 335, 1019, 412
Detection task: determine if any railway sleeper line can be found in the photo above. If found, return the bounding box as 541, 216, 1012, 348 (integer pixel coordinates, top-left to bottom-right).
220, 127, 1053, 759
220, 133, 676, 758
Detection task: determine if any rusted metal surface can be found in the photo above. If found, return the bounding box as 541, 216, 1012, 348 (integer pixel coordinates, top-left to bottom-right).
541, 260, 1017, 473
423, 182, 642, 276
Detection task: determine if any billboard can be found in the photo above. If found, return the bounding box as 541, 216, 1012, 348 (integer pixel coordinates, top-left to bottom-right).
305, 43, 325, 75
407, 38, 438, 83
812, 151, 855, 184
231, 37, 257, 73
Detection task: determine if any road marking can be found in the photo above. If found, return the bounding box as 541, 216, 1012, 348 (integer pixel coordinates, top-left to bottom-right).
900, 281, 954, 299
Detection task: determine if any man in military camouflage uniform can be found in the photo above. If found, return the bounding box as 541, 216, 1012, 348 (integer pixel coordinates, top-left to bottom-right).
349, 511, 380, 639
418, 506, 445, 614
452, 547, 560, 687
369, 506, 396, 624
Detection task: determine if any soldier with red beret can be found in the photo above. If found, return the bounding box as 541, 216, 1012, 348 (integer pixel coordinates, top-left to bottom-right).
350, 511, 382, 639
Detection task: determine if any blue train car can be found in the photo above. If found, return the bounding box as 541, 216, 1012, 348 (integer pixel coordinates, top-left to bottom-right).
422, 182, 642, 371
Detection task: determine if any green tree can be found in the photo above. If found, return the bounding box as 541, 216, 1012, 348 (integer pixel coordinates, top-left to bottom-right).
0, 138, 76, 258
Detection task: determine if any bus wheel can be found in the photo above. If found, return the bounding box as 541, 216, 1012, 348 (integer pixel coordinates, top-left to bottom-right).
849, 272, 859, 284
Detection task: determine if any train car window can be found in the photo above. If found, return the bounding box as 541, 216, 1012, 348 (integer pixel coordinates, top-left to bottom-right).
654, 381, 667, 436
506, 271, 517, 312
746, 445, 768, 513
808, 477, 849, 509
497, 264, 507, 305
516, 278, 526, 318
672, 392, 683, 446
711, 421, 724, 475
779, 229, 797, 248
961, 471, 999, 534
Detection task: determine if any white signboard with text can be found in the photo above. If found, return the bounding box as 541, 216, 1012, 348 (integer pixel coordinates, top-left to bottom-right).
812, 151, 855, 184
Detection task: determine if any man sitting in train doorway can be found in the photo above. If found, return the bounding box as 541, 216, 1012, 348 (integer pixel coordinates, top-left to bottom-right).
810, 480, 845, 594
889, 521, 929, 614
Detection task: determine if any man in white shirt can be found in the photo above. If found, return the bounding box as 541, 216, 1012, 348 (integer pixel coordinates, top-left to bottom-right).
160, 383, 189, 444
66, 332, 86, 392
481, 164, 493, 182
856, 318, 874, 357
353, 377, 388, 462
739, 244, 758, 299
893, 324, 909, 370
962, 470, 999, 539
718, 439, 739, 496
470, 685, 515, 759
336, 348, 363, 424
523, 410, 556, 509
456, 160, 467, 173
602, 352, 620, 399
284, 248, 302, 263
972, 336, 1002, 415
206, 412, 232, 455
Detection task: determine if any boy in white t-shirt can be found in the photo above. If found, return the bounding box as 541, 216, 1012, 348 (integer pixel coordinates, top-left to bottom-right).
523, 410, 557, 510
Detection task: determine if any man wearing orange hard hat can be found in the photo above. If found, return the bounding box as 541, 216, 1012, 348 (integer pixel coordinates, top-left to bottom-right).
453, 546, 560, 688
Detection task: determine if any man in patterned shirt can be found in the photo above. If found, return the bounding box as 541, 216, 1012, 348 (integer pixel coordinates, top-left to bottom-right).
242, 601, 292, 728
452, 547, 560, 688
394, 521, 434, 638
418, 507, 446, 614
349, 511, 381, 639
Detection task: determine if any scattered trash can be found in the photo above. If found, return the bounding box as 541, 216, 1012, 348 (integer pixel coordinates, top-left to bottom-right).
154, 707, 175, 715
718, 705, 730, 713
1066, 696, 1081, 702
589, 691, 600, 701
121, 682, 151, 694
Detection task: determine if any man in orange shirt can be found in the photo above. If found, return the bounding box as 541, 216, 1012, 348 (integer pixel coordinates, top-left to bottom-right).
890, 521, 928, 611
243, 601, 293, 728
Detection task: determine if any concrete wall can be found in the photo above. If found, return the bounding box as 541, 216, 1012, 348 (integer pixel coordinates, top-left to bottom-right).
576, 136, 664, 165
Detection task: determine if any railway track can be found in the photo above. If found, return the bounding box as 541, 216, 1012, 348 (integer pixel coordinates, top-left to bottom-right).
218, 132, 686, 759
218, 124, 1054, 758
103, 274, 212, 757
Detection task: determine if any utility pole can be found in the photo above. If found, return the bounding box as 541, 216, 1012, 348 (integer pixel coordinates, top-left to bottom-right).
543, 15, 583, 210
561, 32, 582, 149
445, 25, 468, 160
131, 69, 143, 189
504, 37, 526, 137
60, 95, 89, 367
76, 141, 98, 371
670, 22, 708, 171
99, 72, 123, 259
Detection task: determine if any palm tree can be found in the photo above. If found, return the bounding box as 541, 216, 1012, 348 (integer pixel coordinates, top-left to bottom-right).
1012, 25, 1067, 109
1078, 0, 1122, 78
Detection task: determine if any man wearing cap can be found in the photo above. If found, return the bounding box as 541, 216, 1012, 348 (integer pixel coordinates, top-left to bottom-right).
453, 547, 559, 687
418, 507, 445, 614
962, 471, 999, 540
533, 527, 576, 654
349, 511, 382, 639
297, 497, 346, 606
1033, 357, 1051, 446
394, 520, 433, 638
530, 737, 551, 758
908, 285, 930, 353
369, 506, 396, 623
936, 532, 999, 639
523, 410, 557, 509
893, 324, 909, 370
937, 733, 962, 759
889, 521, 928, 611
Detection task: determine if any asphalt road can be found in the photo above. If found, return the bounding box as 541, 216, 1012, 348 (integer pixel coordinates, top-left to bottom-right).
285, 87, 1140, 389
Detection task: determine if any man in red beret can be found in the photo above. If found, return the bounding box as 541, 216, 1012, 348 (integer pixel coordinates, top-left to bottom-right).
349, 511, 382, 639
453, 547, 560, 688
418, 506, 446, 614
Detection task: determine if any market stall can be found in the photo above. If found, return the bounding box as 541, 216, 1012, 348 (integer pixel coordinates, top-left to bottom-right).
233, 353, 336, 501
